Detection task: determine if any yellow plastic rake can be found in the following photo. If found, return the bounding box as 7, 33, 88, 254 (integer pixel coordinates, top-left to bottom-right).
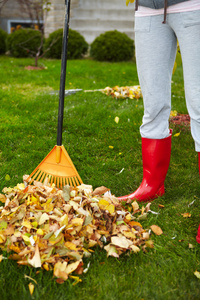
27, 0, 83, 189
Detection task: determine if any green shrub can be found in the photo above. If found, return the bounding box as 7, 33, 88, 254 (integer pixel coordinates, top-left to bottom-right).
90, 30, 134, 62
7, 28, 42, 58
0, 29, 8, 54
44, 28, 88, 59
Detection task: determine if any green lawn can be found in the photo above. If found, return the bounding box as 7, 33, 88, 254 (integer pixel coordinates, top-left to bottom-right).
0, 56, 200, 300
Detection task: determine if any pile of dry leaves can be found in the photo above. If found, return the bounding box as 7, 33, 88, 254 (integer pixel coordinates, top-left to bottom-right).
102, 85, 142, 100
0, 178, 161, 284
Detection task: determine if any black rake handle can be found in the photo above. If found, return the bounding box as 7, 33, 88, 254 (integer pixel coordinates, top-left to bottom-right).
57, 0, 71, 146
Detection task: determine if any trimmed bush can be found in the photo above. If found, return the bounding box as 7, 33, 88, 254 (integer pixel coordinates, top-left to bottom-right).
44, 28, 88, 59
0, 29, 8, 54
7, 28, 42, 58
90, 30, 134, 62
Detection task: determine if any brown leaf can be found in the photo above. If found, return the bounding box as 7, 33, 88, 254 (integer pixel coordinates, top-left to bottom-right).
150, 225, 163, 236
0, 194, 7, 203
158, 204, 165, 209
92, 186, 110, 196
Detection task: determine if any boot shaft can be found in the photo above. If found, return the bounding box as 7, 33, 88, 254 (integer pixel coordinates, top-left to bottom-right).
142, 129, 172, 183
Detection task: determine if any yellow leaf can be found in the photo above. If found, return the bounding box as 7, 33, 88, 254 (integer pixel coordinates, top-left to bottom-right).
174, 132, 180, 137
125, 213, 132, 221
5, 174, 10, 181
16, 183, 25, 190
131, 201, 139, 212
22, 234, 31, 244
42, 202, 54, 212
66, 260, 81, 275
43, 263, 49, 271
22, 220, 32, 230
181, 213, 191, 218
36, 229, 44, 235
69, 275, 82, 286
123, 231, 136, 239
130, 245, 140, 253
150, 225, 163, 235
39, 213, 49, 225
28, 283, 34, 295
114, 116, 119, 124
10, 244, 21, 253
107, 204, 115, 214
71, 218, 84, 226
65, 241, 78, 251
99, 199, 110, 209
194, 270, 200, 279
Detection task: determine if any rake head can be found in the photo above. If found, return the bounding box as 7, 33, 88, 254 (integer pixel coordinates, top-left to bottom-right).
26, 145, 83, 189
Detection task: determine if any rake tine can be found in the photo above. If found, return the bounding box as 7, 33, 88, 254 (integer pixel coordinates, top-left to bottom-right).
31, 169, 41, 181
71, 177, 76, 187
39, 171, 46, 183
74, 176, 80, 186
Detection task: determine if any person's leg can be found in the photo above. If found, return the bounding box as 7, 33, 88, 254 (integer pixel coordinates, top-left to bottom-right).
172, 10, 200, 243
174, 10, 200, 152
118, 14, 177, 202
135, 15, 177, 139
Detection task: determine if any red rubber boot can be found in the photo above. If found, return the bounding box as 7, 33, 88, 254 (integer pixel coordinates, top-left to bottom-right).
118, 129, 172, 202
196, 225, 200, 244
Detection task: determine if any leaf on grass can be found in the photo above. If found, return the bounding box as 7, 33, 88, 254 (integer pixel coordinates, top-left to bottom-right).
130, 245, 140, 253
158, 204, 165, 209
104, 244, 119, 258
114, 116, 119, 124
69, 275, 82, 286
181, 213, 191, 218
174, 132, 180, 137
5, 174, 10, 181
54, 261, 68, 281
145, 240, 154, 248
194, 270, 200, 279
150, 225, 163, 235
28, 283, 34, 295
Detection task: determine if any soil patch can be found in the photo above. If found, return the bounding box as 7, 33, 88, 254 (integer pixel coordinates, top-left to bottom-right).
25, 65, 45, 70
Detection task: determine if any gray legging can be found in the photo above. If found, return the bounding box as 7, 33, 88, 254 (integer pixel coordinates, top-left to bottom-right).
135, 10, 200, 151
